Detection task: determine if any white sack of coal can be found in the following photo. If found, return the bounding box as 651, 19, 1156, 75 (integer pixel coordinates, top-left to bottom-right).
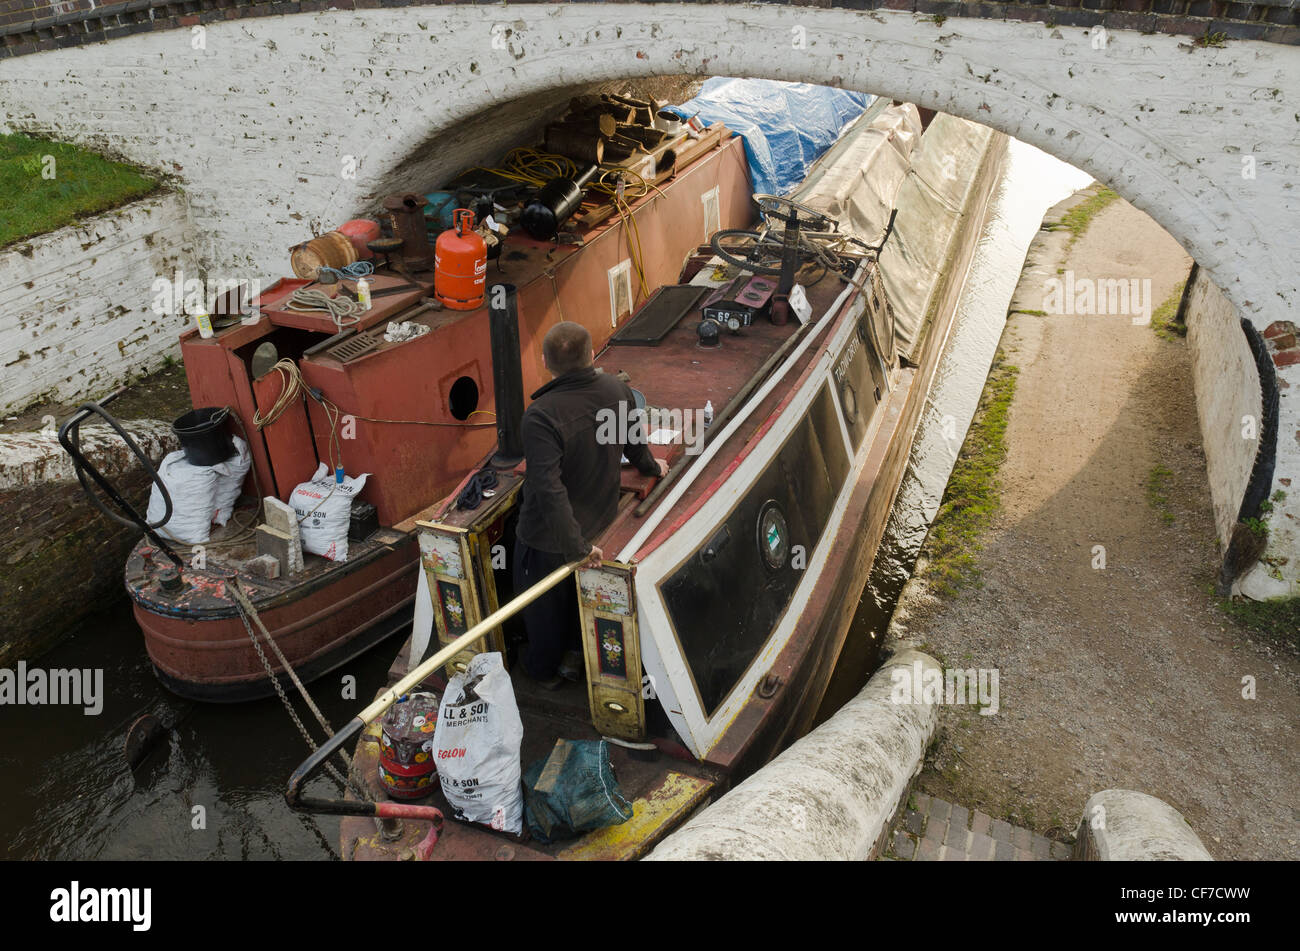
146, 450, 222, 545
432, 652, 525, 835
289, 463, 369, 562
210, 436, 251, 526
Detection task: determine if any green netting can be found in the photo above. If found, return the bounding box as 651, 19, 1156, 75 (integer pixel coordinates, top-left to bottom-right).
523, 739, 634, 844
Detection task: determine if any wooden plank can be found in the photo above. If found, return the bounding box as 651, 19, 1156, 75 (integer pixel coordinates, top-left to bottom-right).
252, 369, 319, 502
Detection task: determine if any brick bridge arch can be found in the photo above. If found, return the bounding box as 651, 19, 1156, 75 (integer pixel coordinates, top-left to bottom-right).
1, 2, 1297, 593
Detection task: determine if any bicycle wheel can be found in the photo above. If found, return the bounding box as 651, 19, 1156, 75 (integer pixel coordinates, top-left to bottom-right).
753, 194, 837, 233
710, 229, 785, 276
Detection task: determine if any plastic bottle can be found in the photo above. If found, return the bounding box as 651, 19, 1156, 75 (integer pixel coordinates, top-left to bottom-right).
194, 310, 214, 339
357, 278, 372, 311
704, 399, 714, 429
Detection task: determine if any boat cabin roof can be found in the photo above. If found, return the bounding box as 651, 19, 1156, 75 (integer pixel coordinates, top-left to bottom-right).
593, 262, 862, 561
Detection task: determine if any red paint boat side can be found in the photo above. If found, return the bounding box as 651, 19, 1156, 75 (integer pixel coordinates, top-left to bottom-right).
133, 537, 418, 701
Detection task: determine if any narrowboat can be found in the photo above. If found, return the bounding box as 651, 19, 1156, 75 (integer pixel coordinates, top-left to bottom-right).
283, 99, 1009, 859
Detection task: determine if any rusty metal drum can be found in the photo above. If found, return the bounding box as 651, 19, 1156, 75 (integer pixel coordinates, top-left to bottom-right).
378, 691, 440, 800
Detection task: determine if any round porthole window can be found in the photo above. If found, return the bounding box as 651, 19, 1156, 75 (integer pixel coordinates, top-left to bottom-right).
448, 376, 479, 421
841, 380, 858, 424
756, 500, 790, 571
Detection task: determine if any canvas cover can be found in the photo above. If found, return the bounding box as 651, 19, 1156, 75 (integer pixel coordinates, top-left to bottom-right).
774, 106, 997, 362
876, 114, 998, 361
787, 100, 921, 249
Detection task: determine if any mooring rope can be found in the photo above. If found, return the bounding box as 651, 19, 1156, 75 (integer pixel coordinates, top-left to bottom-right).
230, 581, 371, 802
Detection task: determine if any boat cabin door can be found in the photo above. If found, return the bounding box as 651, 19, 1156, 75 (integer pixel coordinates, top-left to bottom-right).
414, 468, 649, 742
415, 473, 524, 677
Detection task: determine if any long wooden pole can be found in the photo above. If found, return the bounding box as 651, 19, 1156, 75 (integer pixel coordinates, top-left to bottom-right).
356, 559, 582, 724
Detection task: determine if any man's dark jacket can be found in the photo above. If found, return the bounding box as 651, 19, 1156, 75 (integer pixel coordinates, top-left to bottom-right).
516, 366, 658, 560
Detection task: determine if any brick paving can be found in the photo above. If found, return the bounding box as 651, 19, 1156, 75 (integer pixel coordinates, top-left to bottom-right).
884, 792, 1071, 861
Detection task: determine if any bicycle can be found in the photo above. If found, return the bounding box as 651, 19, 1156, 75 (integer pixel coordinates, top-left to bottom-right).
709, 194, 876, 281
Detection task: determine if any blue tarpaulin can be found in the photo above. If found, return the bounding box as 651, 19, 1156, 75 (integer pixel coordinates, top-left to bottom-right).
668, 78, 871, 197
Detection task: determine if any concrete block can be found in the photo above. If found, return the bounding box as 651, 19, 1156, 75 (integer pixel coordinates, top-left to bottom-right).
1013, 825, 1033, 851
969, 831, 997, 860
255, 524, 302, 576
944, 821, 968, 849
647, 650, 944, 861
240, 553, 281, 580
949, 803, 970, 831
1031, 834, 1053, 859
917, 836, 944, 860
1075, 789, 1215, 861
262, 497, 304, 574
892, 830, 916, 860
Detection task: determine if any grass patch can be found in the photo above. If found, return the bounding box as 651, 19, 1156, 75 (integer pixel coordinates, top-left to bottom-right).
1145, 464, 1176, 525
1056, 186, 1120, 252
1150, 283, 1187, 341
1219, 596, 1300, 649
921, 349, 1019, 595
0, 132, 160, 247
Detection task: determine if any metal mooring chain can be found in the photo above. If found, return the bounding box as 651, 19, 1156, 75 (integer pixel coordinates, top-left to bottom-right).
230, 582, 371, 802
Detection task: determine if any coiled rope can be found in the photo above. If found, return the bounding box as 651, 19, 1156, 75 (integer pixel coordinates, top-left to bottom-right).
317, 260, 375, 281
253, 357, 495, 456
285, 288, 366, 331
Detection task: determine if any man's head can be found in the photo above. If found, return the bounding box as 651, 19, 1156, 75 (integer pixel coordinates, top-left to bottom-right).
542, 321, 593, 376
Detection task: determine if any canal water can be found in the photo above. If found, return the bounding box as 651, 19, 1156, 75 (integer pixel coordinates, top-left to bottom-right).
0, 138, 1091, 861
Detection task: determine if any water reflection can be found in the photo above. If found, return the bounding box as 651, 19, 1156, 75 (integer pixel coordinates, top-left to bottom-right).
0, 599, 392, 859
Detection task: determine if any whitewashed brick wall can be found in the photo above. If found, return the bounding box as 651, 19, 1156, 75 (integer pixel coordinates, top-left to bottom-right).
0, 191, 198, 415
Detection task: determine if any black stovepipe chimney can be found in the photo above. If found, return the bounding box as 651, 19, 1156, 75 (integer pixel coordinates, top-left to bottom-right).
488, 283, 525, 468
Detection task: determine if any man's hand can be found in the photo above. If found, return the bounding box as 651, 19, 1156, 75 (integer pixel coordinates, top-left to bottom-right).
581, 546, 603, 570
655, 458, 669, 478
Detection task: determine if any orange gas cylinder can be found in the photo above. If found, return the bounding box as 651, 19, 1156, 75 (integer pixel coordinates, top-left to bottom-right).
435, 209, 487, 311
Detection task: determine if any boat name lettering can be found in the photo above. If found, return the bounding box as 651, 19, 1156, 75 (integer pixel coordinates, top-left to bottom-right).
835, 335, 860, 383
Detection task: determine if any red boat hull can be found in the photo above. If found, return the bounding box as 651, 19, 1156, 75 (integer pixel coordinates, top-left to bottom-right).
133, 537, 418, 702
